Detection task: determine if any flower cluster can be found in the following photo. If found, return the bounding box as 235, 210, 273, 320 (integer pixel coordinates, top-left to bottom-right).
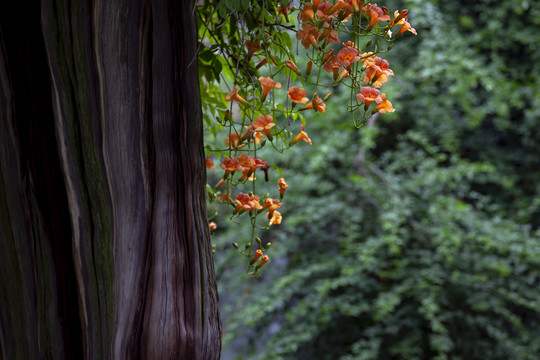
202, 0, 416, 275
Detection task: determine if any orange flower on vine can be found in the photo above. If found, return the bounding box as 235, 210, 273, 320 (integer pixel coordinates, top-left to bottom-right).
374, 93, 395, 114
289, 124, 312, 146
365, 4, 390, 32
251, 114, 275, 138
278, 178, 288, 199
287, 86, 309, 105
267, 210, 282, 225
335, 42, 360, 68
258, 76, 282, 101
356, 87, 383, 107
225, 131, 245, 149
300, 94, 326, 113
206, 157, 216, 171
225, 86, 248, 105
220, 157, 242, 177
234, 193, 263, 214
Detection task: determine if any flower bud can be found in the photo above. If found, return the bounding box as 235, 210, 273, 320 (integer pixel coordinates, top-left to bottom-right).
256, 255, 269, 269
250, 249, 263, 265
306, 61, 313, 76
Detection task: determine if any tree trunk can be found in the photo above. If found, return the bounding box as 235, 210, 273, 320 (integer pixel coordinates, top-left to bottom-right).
0, 0, 221, 359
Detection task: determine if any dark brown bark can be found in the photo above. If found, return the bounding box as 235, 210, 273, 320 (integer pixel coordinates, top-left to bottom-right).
0, 0, 221, 359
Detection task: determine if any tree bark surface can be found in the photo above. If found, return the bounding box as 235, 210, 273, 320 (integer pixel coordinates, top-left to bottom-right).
0, 0, 221, 359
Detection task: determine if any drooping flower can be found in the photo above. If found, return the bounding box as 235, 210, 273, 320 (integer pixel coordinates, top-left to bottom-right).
217, 189, 233, 203
251, 114, 275, 138
285, 60, 301, 75
297, 23, 320, 49
320, 19, 339, 45
298, 2, 315, 21
278, 178, 288, 199
243, 126, 265, 144
220, 157, 242, 177
362, 57, 394, 87
267, 210, 282, 225
245, 40, 262, 58
356, 87, 383, 107
262, 198, 282, 217
225, 86, 248, 105
389, 9, 409, 27
300, 93, 326, 113
365, 4, 390, 32
374, 93, 396, 114
215, 179, 226, 189
238, 154, 256, 180
206, 156, 216, 171
258, 76, 282, 101
224, 131, 245, 149
234, 192, 263, 214
289, 124, 313, 146
287, 86, 309, 105
395, 18, 417, 37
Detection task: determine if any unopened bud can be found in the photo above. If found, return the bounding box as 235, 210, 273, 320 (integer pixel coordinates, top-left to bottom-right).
256, 255, 269, 269
323, 92, 333, 101
306, 61, 313, 76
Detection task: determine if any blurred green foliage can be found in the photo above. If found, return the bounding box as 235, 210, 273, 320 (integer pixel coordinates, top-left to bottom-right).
209, 0, 540, 359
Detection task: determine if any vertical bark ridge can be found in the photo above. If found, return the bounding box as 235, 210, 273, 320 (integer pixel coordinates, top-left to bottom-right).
1, 0, 221, 358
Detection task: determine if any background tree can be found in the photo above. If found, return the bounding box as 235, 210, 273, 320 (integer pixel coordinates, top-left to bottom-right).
0, 0, 221, 359
215, 1, 540, 359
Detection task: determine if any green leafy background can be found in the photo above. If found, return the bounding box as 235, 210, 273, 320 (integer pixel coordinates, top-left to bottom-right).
202, 1, 540, 359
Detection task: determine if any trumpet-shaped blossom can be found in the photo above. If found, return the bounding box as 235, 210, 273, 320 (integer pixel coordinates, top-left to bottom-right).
258, 76, 282, 101
297, 23, 320, 49
289, 124, 313, 147
267, 210, 282, 225
363, 57, 394, 87
365, 4, 390, 31
243, 126, 265, 144
251, 114, 275, 137
234, 192, 263, 214
285, 60, 300, 74
395, 18, 417, 37
356, 87, 383, 107
300, 94, 326, 113
335, 43, 361, 68
224, 131, 245, 149
278, 178, 288, 199
220, 156, 242, 177
374, 93, 396, 114
262, 198, 282, 217
225, 86, 248, 105
206, 157, 216, 171
287, 86, 309, 105
245, 40, 262, 58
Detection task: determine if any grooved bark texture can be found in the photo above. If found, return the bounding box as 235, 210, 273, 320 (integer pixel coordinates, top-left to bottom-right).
0, 0, 221, 359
